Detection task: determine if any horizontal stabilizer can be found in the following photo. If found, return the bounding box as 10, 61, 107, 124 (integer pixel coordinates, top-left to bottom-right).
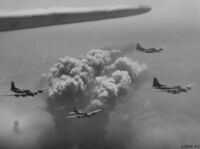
186, 84, 195, 89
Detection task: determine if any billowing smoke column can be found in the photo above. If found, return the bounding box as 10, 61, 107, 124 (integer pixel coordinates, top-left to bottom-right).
44, 48, 147, 149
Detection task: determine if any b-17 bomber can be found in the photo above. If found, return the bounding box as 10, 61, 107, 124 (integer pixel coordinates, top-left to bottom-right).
67, 107, 101, 119
152, 77, 194, 94
0, 81, 48, 97
136, 43, 163, 53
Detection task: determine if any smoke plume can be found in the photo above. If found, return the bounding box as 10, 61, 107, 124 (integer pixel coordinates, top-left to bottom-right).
43, 48, 147, 149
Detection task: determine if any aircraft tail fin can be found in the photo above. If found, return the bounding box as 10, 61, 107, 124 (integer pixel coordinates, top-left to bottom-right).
73, 106, 78, 113
153, 77, 161, 87
136, 43, 141, 49
10, 81, 17, 91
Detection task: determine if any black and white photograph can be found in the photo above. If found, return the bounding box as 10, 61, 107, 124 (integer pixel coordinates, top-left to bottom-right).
0, 0, 200, 149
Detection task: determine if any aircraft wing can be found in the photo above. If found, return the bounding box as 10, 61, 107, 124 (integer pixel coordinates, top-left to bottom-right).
89, 109, 101, 114
68, 112, 76, 114
66, 115, 79, 119
155, 88, 176, 93
0, 5, 151, 32
66, 115, 85, 119
68, 110, 84, 114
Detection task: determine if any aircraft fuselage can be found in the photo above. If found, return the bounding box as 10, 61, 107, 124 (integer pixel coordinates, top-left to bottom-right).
11, 88, 32, 94
137, 47, 163, 53
154, 85, 188, 94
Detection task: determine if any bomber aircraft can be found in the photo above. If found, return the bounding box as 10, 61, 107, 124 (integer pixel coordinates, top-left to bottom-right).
0, 81, 48, 97
67, 107, 101, 119
136, 43, 163, 53
152, 77, 194, 94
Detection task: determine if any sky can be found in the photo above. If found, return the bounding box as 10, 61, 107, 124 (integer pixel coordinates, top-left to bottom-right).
0, 0, 200, 149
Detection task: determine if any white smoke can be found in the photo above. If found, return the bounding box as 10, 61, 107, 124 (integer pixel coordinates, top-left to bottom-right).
47, 49, 146, 109
43, 48, 147, 149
